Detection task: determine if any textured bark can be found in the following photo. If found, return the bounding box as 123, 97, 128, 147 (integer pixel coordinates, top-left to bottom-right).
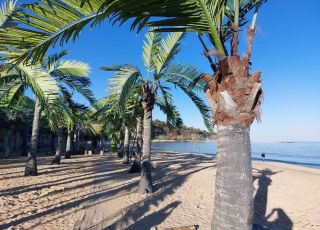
99, 136, 104, 155
129, 117, 142, 173
64, 130, 72, 159
205, 28, 261, 229
25, 98, 40, 176
52, 126, 63, 165
122, 126, 130, 164
212, 125, 253, 230
136, 117, 143, 157
138, 83, 155, 194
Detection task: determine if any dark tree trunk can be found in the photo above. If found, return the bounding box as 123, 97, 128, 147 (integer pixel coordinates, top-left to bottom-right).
122, 126, 130, 164
25, 98, 40, 176
52, 126, 63, 165
203, 29, 262, 229
99, 136, 104, 155
65, 130, 72, 159
212, 125, 253, 230
129, 117, 142, 173
21, 124, 28, 156
138, 83, 155, 194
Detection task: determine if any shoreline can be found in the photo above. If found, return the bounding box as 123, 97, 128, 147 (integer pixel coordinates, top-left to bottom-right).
152, 139, 216, 143
151, 149, 320, 169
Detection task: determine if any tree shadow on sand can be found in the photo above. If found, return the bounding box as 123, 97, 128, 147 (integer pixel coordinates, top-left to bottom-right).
253, 169, 293, 230
73, 153, 215, 230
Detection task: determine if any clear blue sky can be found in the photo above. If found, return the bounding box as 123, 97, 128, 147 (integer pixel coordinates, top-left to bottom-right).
29, 0, 320, 142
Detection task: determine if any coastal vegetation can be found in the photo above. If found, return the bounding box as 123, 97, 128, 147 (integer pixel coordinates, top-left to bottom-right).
152, 119, 216, 141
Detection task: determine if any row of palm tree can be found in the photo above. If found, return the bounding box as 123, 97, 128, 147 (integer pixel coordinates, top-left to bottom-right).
0, 0, 267, 229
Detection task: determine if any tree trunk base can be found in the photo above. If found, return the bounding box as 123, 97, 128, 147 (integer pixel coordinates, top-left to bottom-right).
24, 166, 38, 176
51, 156, 61, 165
129, 159, 141, 173
138, 161, 153, 194
65, 151, 71, 159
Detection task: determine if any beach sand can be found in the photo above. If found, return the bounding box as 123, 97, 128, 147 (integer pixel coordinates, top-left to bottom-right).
0, 152, 319, 230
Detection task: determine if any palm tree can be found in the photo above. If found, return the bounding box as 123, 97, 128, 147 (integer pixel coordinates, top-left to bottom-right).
51, 95, 90, 163
0, 63, 60, 175
0, 51, 91, 173
103, 31, 211, 194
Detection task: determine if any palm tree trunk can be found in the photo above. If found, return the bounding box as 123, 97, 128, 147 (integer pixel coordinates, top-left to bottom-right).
52, 126, 63, 164
212, 125, 253, 230
64, 130, 72, 159
129, 117, 142, 173
136, 117, 142, 157
122, 126, 130, 164
99, 136, 104, 155
203, 29, 262, 229
138, 106, 153, 194
25, 98, 40, 176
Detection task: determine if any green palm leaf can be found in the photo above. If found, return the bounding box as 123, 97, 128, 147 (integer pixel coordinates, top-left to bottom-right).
101, 64, 142, 114
153, 32, 184, 74
142, 30, 161, 74
0, 0, 16, 27
17, 64, 59, 105
0, 0, 105, 63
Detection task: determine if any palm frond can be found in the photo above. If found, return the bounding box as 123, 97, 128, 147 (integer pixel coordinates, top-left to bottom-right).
102, 64, 142, 114
50, 60, 90, 77
0, 0, 105, 63
156, 85, 183, 129
153, 32, 184, 74
0, 0, 17, 27
163, 63, 205, 91
142, 30, 161, 74
175, 81, 213, 133
0, 81, 25, 107
17, 64, 59, 105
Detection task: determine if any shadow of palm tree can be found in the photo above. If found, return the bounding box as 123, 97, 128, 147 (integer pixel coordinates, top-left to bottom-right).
253, 169, 293, 230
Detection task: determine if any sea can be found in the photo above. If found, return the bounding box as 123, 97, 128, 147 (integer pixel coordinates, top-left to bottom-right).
151, 141, 320, 169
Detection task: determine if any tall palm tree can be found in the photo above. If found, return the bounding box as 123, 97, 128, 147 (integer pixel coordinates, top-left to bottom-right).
94, 78, 183, 169
103, 30, 211, 194
0, 63, 60, 175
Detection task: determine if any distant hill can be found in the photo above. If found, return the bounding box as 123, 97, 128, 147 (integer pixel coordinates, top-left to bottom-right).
152, 119, 216, 141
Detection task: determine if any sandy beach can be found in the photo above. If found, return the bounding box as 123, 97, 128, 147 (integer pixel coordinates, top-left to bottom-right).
0, 152, 319, 230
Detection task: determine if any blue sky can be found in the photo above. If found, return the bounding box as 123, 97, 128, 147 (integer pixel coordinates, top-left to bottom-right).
29, 0, 320, 142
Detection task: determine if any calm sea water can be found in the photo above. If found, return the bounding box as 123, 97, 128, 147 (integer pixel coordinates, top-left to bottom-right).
151, 141, 320, 169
